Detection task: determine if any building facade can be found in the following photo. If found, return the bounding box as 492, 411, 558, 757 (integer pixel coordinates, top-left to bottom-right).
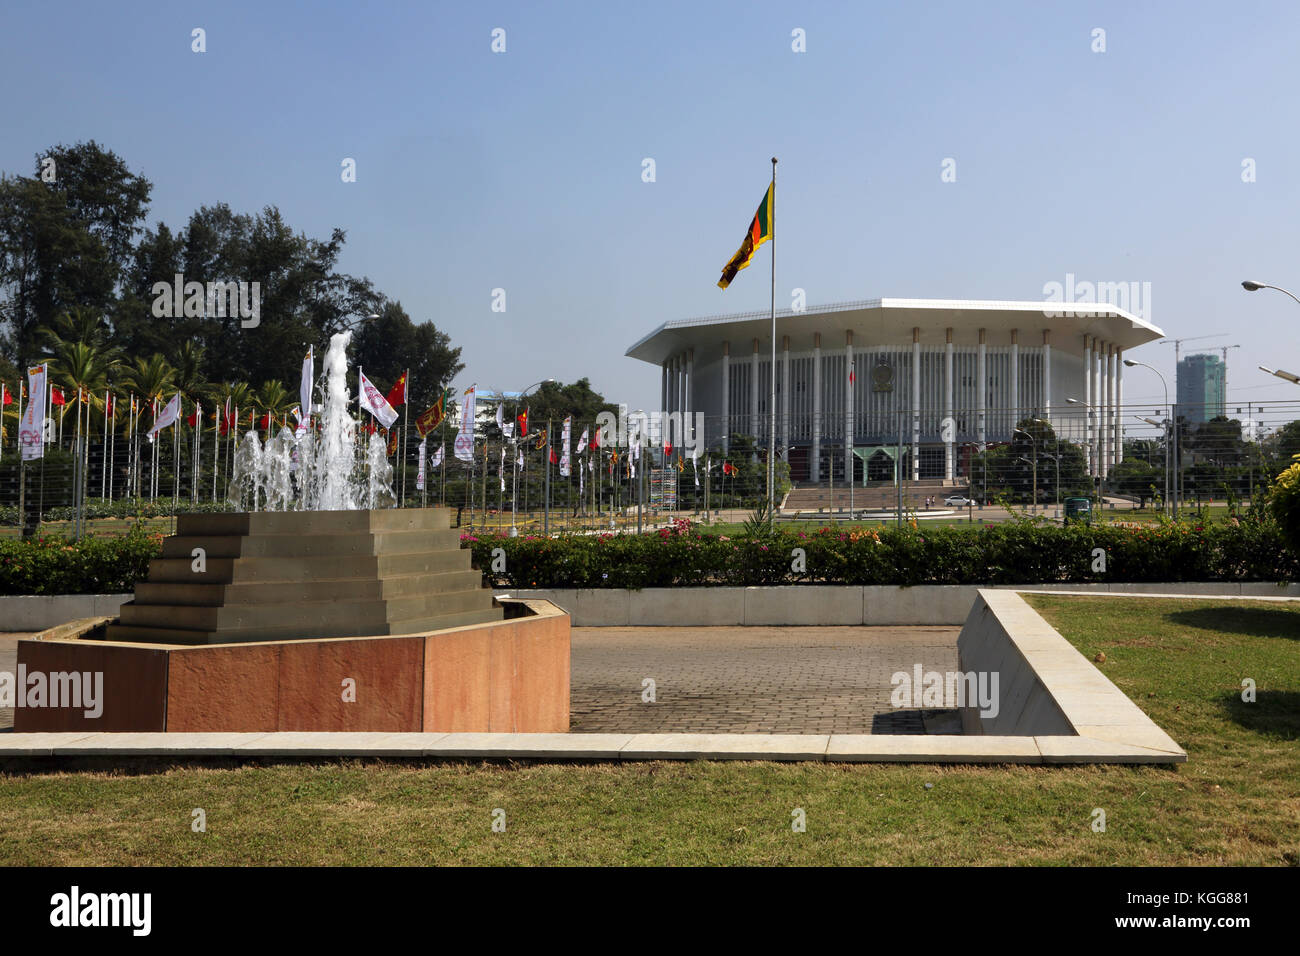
1176, 353, 1226, 425
626, 298, 1165, 483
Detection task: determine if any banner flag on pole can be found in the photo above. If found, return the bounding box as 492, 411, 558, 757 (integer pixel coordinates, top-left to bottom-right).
385, 371, 407, 407
415, 389, 452, 438
299, 346, 314, 417
19, 364, 47, 461
431, 443, 443, 469
717, 182, 774, 289
499, 446, 506, 492
416, 439, 427, 490
148, 393, 182, 440
560, 416, 572, 477
359, 370, 399, 428
454, 386, 477, 462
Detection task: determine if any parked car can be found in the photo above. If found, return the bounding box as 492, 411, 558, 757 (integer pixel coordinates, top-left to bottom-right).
943, 495, 974, 507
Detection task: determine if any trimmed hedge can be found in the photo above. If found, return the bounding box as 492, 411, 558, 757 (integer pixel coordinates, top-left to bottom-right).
1, 518, 1294, 596
0, 528, 163, 595
1, 498, 236, 526
464, 521, 1299, 589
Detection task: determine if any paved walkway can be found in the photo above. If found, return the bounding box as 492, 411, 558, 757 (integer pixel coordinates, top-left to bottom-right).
0, 635, 32, 730
570, 626, 959, 734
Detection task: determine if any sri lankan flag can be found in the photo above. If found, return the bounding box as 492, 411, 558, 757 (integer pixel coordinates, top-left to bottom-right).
717, 183, 774, 289
414, 388, 453, 438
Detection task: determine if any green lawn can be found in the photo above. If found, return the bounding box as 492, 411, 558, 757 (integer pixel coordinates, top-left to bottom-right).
0, 596, 1295, 865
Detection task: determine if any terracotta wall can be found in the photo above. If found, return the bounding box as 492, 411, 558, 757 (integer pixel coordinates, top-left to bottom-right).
14, 601, 569, 734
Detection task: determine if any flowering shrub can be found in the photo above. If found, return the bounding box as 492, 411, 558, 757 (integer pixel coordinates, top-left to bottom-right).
466, 521, 1297, 588
0, 525, 164, 595
1270, 457, 1300, 553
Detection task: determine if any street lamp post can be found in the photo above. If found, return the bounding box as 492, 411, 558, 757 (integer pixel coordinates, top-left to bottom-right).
1066, 397, 1103, 509
1123, 359, 1170, 515
1014, 427, 1038, 514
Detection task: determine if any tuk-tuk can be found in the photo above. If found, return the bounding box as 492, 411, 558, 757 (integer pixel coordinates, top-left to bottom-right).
1064, 497, 1092, 526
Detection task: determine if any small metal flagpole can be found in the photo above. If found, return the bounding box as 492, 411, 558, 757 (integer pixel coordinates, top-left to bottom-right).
768, 156, 777, 516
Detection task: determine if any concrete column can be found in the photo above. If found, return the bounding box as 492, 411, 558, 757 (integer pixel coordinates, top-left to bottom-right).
781, 335, 790, 462
811, 332, 822, 482
1105, 344, 1115, 477
845, 330, 854, 486
661, 362, 668, 415
721, 341, 730, 453
944, 328, 954, 481
750, 338, 760, 438
912, 327, 921, 481
1083, 335, 1093, 475
1042, 330, 1051, 420
977, 329, 987, 449
1095, 340, 1105, 478
685, 348, 694, 448
1010, 329, 1020, 428
1114, 348, 1123, 466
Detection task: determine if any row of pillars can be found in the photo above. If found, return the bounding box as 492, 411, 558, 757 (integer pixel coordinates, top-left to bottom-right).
661, 329, 1123, 483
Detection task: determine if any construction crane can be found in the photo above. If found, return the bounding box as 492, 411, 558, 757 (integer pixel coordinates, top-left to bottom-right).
1161, 333, 1228, 365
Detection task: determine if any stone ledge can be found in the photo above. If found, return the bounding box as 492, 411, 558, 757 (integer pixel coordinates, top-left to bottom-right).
0, 731, 1185, 763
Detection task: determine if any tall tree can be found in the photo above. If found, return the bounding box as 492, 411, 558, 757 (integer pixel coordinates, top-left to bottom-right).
351, 300, 464, 412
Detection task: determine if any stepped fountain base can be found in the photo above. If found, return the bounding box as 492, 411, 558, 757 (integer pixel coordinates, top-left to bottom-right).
15, 508, 570, 733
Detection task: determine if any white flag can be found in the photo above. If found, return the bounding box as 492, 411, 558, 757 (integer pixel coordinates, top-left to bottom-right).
299, 346, 313, 417
148, 393, 182, 440
416, 439, 427, 490
431, 444, 444, 469
517, 448, 524, 468
19, 364, 46, 461
577, 428, 588, 454
454, 386, 476, 462
499, 447, 506, 491
358, 370, 398, 428
495, 402, 504, 430
559, 416, 572, 477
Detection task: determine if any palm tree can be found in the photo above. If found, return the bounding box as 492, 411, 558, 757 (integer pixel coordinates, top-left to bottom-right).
169, 341, 211, 406
122, 353, 178, 417
253, 379, 294, 431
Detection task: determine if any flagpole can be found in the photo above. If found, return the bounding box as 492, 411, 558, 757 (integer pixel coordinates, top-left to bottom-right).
401, 368, 409, 507
768, 156, 777, 517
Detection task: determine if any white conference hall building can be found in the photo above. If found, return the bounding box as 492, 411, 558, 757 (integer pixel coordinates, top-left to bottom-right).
626, 298, 1165, 485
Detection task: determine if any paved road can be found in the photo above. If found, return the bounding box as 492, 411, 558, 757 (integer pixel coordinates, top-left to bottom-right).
571, 626, 959, 735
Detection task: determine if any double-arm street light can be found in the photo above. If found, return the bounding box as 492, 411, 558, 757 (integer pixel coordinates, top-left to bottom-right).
1122, 359, 1173, 516
1065, 398, 1105, 508
1242, 279, 1300, 306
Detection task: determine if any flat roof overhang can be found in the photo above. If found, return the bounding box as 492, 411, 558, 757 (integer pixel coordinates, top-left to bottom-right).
626, 298, 1165, 367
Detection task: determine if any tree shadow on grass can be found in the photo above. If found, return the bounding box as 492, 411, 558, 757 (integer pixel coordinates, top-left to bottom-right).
1218, 691, 1300, 741
1167, 606, 1300, 641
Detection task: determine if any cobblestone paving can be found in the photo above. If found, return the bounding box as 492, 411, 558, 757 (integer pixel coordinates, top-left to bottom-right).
571, 626, 960, 735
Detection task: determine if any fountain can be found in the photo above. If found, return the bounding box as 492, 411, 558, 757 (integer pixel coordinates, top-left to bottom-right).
16, 329, 570, 736
226, 330, 392, 513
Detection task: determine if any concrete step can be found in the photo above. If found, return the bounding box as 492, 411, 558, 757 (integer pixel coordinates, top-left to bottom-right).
377, 549, 474, 576
388, 606, 504, 633
103, 622, 218, 645
177, 508, 453, 537
147, 557, 236, 584
384, 588, 498, 619
160, 528, 464, 559
134, 569, 485, 607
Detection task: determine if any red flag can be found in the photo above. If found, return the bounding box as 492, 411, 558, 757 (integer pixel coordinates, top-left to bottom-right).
849, 362, 855, 386
259, 412, 271, 430
664, 440, 672, 457
722, 461, 736, 476
517, 408, 529, 436
549, 447, 558, 464
590, 428, 600, 451
105, 393, 115, 417
1, 384, 13, 406
51, 386, 66, 406
365, 420, 376, 436
186, 404, 199, 427
386, 426, 398, 456
386, 372, 407, 407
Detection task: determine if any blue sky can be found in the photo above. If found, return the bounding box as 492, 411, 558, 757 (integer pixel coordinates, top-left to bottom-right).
3, 0, 1300, 411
